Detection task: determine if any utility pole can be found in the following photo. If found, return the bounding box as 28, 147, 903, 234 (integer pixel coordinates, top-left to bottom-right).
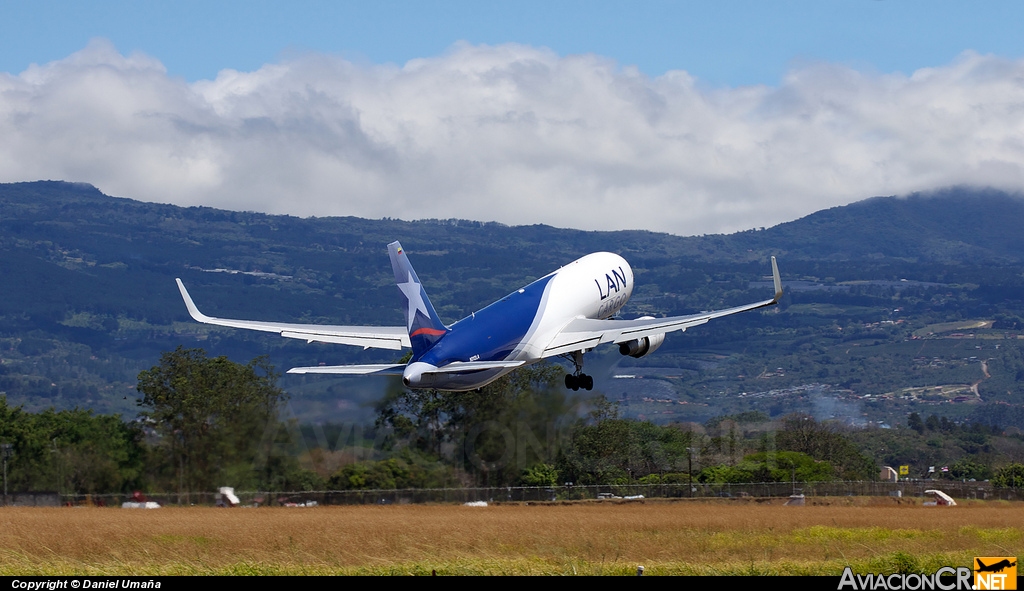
686, 447, 694, 498
51, 438, 62, 501
1, 443, 13, 505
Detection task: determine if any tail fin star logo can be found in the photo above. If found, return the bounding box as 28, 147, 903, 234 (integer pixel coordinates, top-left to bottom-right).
397, 271, 429, 331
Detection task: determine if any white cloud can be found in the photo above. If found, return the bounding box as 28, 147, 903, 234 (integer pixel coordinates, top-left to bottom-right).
2, 39, 1024, 235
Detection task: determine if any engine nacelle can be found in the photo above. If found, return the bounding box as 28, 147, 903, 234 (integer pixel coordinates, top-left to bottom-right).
618, 318, 666, 358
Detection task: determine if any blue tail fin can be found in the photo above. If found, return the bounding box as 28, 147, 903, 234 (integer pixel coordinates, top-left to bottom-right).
388, 241, 448, 357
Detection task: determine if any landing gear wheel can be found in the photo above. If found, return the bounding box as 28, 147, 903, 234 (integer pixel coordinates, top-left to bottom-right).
563, 351, 593, 391
564, 373, 593, 391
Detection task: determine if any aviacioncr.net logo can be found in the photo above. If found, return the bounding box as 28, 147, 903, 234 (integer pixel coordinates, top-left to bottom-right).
838, 567, 973, 590
973, 557, 1017, 591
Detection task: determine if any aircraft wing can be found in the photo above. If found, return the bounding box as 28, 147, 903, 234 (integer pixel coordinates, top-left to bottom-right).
542, 256, 782, 358
176, 279, 411, 350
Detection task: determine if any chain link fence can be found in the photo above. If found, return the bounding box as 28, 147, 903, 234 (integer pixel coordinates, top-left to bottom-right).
5, 479, 1021, 507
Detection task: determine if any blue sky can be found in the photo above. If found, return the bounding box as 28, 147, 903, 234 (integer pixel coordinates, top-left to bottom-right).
4, 1, 1023, 85
2, 1, 1024, 235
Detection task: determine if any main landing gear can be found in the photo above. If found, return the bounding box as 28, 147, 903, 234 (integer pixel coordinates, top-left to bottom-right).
565, 373, 593, 391
563, 351, 594, 391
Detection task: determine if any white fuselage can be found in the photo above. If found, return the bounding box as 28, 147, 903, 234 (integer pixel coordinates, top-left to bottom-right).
513, 252, 633, 360
403, 252, 633, 391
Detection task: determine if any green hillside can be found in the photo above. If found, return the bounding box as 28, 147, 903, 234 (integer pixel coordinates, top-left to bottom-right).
3, 181, 1024, 432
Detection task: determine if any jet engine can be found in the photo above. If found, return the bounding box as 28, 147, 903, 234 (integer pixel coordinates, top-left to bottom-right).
618, 317, 666, 358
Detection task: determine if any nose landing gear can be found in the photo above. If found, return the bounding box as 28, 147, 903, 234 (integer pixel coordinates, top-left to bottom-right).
563, 350, 594, 391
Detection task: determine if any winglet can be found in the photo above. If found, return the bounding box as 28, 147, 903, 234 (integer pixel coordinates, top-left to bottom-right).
770, 256, 783, 302
175, 278, 212, 323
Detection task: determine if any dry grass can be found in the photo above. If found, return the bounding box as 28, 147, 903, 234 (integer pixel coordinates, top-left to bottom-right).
1, 498, 1021, 575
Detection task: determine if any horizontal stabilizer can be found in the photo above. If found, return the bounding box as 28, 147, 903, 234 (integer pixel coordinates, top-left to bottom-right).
286, 364, 406, 375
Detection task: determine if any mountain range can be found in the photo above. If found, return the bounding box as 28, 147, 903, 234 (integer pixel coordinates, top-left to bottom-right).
2, 181, 1024, 428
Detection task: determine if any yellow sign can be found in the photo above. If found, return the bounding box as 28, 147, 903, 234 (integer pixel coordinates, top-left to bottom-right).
974, 557, 1017, 590
899, 465, 909, 476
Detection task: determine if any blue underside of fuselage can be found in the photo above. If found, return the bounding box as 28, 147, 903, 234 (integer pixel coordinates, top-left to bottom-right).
416, 274, 553, 367
423, 368, 505, 392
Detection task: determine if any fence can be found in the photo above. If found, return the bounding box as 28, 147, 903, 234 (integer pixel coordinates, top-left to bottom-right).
0, 492, 61, 507
7, 479, 1021, 507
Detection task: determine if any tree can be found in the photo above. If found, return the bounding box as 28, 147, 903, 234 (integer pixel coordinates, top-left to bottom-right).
556, 398, 697, 486
949, 458, 991, 481
907, 412, 924, 434
326, 450, 458, 490
992, 463, 1024, 488
374, 362, 572, 487
520, 463, 559, 487
136, 347, 288, 494
0, 396, 146, 494
775, 414, 876, 480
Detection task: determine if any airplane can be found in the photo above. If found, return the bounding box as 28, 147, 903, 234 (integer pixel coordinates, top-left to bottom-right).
976, 558, 1016, 573
176, 241, 782, 392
